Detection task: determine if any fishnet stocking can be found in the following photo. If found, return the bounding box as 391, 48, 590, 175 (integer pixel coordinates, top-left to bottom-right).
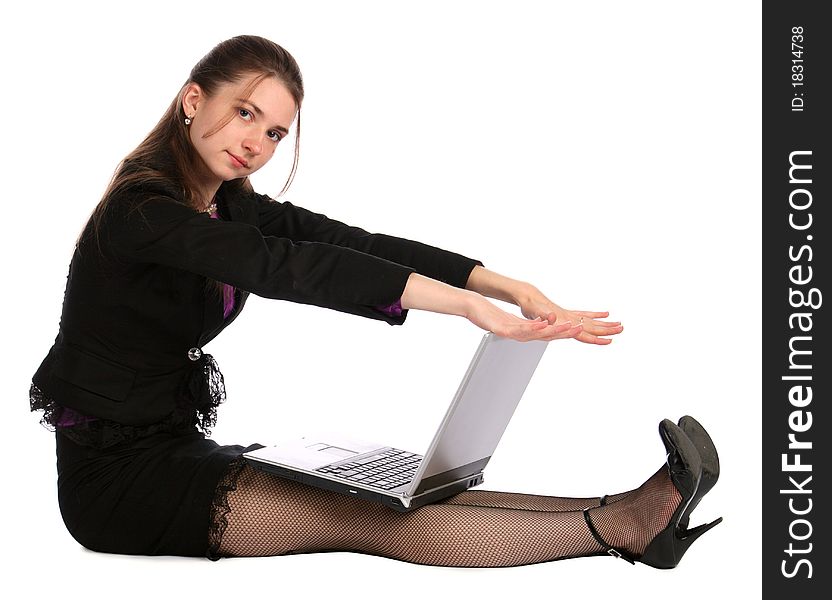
588, 467, 682, 557
440, 489, 607, 512
439, 483, 640, 512
215, 464, 680, 567
603, 490, 635, 504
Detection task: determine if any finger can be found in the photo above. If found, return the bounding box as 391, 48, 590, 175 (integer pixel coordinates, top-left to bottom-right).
575, 330, 613, 345
531, 312, 557, 325
522, 323, 562, 342
498, 320, 551, 341
522, 318, 569, 331
572, 311, 610, 318
578, 317, 621, 326
512, 320, 572, 342
582, 323, 624, 336
507, 315, 544, 327
547, 320, 574, 334
532, 320, 572, 339
540, 323, 583, 342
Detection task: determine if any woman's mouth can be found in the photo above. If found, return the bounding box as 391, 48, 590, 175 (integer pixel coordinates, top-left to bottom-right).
227, 152, 248, 168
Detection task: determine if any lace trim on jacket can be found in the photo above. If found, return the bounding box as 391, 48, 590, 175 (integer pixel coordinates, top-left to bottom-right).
29, 383, 197, 449
183, 352, 226, 436
29, 352, 227, 449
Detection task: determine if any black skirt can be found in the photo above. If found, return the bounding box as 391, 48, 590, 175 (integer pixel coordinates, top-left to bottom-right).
55, 429, 264, 558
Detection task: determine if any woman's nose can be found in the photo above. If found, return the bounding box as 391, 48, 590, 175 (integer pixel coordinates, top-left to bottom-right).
243, 136, 263, 156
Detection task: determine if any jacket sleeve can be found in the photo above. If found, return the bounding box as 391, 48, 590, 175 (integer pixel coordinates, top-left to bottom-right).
249, 193, 484, 290
103, 193, 416, 324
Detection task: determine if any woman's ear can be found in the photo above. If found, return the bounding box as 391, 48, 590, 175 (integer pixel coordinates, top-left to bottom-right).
181, 83, 203, 117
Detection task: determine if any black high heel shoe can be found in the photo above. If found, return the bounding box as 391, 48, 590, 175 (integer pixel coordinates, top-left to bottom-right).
598, 417, 721, 515
678, 415, 720, 531
583, 419, 722, 569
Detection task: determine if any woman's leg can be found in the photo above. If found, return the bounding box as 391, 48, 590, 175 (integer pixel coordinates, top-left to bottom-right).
216, 464, 679, 567
438, 487, 634, 512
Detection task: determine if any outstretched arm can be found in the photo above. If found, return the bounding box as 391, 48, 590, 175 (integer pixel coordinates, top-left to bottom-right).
400, 272, 579, 343
252, 193, 621, 342
463, 265, 624, 345
252, 194, 481, 290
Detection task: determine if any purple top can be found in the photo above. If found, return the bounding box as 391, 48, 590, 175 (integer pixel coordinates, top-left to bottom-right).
210, 210, 237, 318
376, 298, 403, 316
56, 407, 96, 427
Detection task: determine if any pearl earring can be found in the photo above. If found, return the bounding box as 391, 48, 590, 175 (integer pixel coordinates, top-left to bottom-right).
185, 115, 194, 125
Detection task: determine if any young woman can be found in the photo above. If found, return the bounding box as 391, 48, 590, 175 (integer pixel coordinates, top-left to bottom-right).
30, 35, 721, 567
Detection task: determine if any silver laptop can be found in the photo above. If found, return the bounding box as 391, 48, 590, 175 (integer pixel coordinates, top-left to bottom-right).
243, 332, 548, 511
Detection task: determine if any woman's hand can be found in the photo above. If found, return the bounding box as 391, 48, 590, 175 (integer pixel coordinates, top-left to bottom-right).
516, 285, 623, 345
401, 270, 620, 344
464, 294, 582, 342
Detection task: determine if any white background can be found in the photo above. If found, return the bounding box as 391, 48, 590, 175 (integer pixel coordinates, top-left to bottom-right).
1, 1, 760, 597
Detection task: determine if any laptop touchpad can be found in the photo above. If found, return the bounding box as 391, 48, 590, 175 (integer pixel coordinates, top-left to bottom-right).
307, 443, 358, 459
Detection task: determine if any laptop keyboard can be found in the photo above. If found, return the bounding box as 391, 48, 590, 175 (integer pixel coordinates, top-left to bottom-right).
316, 448, 423, 490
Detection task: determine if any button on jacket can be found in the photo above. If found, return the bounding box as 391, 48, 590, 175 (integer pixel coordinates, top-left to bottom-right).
32, 180, 483, 427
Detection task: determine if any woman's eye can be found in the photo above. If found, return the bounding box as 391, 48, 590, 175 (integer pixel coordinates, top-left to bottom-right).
239, 108, 280, 142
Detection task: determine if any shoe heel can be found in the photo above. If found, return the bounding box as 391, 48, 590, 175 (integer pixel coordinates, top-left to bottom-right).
639, 516, 723, 569
685, 517, 723, 539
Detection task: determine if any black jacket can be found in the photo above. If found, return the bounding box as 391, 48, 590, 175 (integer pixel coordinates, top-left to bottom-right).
32, 181, 483, 427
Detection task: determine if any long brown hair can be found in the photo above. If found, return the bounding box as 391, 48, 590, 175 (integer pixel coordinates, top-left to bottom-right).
84, 34, 304, 250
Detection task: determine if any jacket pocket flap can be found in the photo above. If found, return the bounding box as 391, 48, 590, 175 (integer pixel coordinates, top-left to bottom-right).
53, 345, 137, 403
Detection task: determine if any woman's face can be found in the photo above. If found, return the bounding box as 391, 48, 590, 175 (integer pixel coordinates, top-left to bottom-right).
182, 74, 297, 192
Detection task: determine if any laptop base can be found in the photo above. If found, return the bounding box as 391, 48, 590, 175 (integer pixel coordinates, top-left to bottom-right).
245, 458, 485, 512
